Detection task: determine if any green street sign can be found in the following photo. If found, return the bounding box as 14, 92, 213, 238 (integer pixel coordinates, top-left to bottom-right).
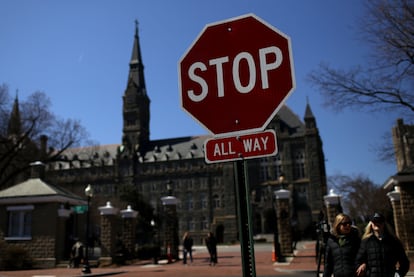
72, 205, 88, 214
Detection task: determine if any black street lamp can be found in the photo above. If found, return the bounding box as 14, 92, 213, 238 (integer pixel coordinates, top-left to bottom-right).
272, 175, 284, 262
82, 184, 93, 274
150, 219, 160, 264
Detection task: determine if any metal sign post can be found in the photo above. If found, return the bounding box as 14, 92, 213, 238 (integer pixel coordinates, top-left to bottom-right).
234, 160, 256, 277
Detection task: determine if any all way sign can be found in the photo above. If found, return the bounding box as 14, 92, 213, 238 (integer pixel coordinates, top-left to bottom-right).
204, 130, 278, 163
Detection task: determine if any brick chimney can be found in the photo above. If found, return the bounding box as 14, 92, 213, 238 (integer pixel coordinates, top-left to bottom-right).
40, 135, 48, 160
30, 161, 45, 179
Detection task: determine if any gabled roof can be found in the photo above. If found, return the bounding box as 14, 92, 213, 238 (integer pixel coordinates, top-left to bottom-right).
273, 104, 306, 138
278, 105, 305, 130
0, 178, 86, 205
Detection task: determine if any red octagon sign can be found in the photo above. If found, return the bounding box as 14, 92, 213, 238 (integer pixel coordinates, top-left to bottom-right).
179, 14, 295, 136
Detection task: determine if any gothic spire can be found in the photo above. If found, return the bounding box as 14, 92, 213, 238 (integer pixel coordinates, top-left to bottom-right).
122, 20, 151, 153
304, 97, 317, 129
128, 19, 146, 92
304, 96, 315, 120
8, 92, 22, 136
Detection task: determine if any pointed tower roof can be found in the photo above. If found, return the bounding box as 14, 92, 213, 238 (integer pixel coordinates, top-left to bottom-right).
128, 19, 146, 91
304, 97, 317, 130
8, 93, 22, 136
304, 96, 315, 120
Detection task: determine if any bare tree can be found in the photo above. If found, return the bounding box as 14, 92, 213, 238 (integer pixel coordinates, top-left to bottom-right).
0, 84, 11, 135
328, 174, 392, 224
308, 0, 414, 116
0, 85, 90, 188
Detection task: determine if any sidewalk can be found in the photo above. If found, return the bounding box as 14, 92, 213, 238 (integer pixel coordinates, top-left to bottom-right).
2, 241, 318, 277
6, 240, 412, 277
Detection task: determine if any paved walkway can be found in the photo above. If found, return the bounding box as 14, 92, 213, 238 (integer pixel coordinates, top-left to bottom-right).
0, 241, 411, 277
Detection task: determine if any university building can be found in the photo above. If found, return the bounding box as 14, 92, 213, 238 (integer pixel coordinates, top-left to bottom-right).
0, 24, 328, 266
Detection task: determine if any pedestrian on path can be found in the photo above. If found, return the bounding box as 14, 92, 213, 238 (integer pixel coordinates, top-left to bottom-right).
356, 212, 410, 277
205, 232, 218, 266
323, 213, 361, 277
182, 232, 193, 265
69, 239, 84, 268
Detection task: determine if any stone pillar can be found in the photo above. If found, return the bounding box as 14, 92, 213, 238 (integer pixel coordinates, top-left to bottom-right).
387, 185, 414, 258
98, 202, 119, 266
161, 196, 179, 261
274, 189, 293, 256
120, 205, 138, 256
57, 205, 72, 263
399, 186, 414, 259
387, 186, 402, 238
323, 189, 342, 228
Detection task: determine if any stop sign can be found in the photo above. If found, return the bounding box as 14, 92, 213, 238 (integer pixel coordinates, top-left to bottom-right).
179, 14, 295, 136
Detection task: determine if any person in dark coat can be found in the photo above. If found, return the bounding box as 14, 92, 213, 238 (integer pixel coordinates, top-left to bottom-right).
182, 232, 194, 264
323, 213, 361, 277
356, 212, 410, 277
70, 240, 84, 268
205, 232, 218, 266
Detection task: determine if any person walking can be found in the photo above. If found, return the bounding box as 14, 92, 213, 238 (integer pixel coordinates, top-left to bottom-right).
205, 232, 218, 266
323, 213, 361, 277
70, 239, 84, 268
182, 232, 193, 265
356, 212, 410, 277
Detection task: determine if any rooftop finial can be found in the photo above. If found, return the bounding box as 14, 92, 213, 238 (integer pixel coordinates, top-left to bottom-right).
134, 19, 139, 36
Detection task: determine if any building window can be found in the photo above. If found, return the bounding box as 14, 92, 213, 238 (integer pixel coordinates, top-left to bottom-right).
186, 192, 193, 210
6, 205, 33, 240
213, 194, 221, 209
259, 155, 282, 182
293, 150, 305, 179
200, 178, 208, 189
260, 159, 269, 182
213, 177, 220, 188
200, 193, 208, 209
188, 218, 196, 231
274, 155, 283, 178
201, 216, 209, 230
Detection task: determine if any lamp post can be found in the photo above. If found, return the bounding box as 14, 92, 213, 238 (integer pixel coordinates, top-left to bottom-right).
150, 219, 159, 264
161, 180, 178, 263
324, 189, 343, 225
272, 175, 284, 262
82, 184, 93, 274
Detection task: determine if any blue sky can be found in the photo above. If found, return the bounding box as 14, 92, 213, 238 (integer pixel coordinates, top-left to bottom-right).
0, 1, 400, 185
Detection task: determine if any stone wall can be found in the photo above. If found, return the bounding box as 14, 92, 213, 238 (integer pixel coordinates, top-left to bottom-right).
276, 198, 292, 256
6, 236, 56, 268
400, 186, 414, 259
